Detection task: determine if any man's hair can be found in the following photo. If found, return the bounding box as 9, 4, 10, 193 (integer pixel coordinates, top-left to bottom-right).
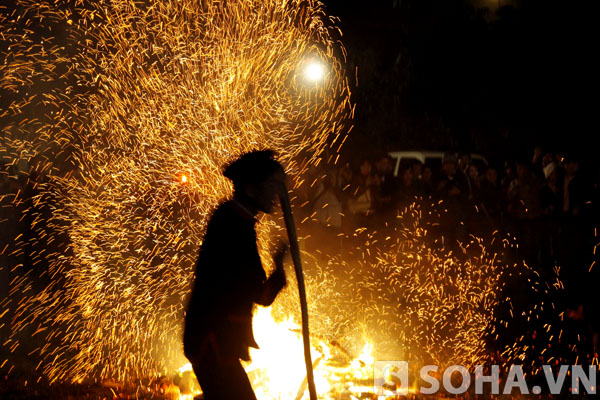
223, 150, 283, 188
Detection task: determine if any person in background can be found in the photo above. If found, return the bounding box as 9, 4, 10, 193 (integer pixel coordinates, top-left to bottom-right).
347, 159, 378, 223
541, 152, 555, 171
468, 164, 480, 192
419, 165, 434, 197
374, 155, 396, 215
396, 165, 416, 207
478, 166, 503, 227
562, 156, 585, 218
531, 146, 545, 179
458, 153, 474, 201
540, 162, 561, 217
437, 154, 469, 200
501, 160, 516, 207
540, 162, 562, 265
458, 153, 472, 175
436, 154, 470, 245
412, 160, 423, 183
336, 162, 353, 192
507, 161, 542, 264
311, 168, 344, 230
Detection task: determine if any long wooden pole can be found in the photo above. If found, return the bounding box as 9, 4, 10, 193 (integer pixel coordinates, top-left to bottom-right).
279, 182, 318, 400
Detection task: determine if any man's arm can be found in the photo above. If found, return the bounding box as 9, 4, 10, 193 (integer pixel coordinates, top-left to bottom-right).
256, 243, 287, 306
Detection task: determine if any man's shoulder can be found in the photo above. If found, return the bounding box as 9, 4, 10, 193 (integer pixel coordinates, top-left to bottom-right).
210, 200, 255, 226
200, 201, 243, 248
209, 200, 238, 223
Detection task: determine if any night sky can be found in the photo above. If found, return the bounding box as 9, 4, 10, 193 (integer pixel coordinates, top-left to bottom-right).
322, 0, 597, 166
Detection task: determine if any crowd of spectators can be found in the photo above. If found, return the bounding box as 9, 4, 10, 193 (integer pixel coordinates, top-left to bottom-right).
305, 149, 597, 250
302, 148, 599, 321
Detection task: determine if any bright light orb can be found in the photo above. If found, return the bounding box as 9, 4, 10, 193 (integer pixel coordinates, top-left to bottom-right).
304, 61, 325, 82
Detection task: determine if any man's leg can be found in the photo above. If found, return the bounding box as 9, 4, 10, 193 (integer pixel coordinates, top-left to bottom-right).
191, 349, 257, 400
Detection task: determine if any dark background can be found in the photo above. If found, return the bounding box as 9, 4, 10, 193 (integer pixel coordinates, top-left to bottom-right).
322, 0, 597, 167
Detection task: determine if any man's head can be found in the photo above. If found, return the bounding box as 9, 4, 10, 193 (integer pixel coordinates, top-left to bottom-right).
359, 159, 372, 177
468, 164, 479, 181
485, 167, 498, 184
441, 160, 456, 176
516, 161, 530, 179
412, 160, 423, 177
542, 153, 554, 168
458, 153, 471, 171
224, 150, 285, 213
442, 153, 457, 176
401, 166, 414, 186
504, 160, 515, 177
422, 166, 433, 183
375, 155, 393, 174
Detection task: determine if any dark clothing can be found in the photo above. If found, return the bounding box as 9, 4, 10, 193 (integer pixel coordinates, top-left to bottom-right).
507, 175, 542, 219
378, 172, 396, 199
183, 200, 284, 398
395, 183, 417, 207
479, 180, 504, 220
191, 341, 258, 400
540, 183, 562, 217
436, 172, 470, 244
563, 174, 586, 217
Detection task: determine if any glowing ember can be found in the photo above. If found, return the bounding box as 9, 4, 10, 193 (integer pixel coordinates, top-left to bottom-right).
303, 61, 327, 83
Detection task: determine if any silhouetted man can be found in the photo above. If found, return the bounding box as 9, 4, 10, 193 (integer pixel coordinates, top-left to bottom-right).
184, 150, 287, 400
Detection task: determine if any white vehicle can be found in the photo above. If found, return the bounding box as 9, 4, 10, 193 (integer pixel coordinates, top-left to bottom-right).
388, 151, 488, 177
